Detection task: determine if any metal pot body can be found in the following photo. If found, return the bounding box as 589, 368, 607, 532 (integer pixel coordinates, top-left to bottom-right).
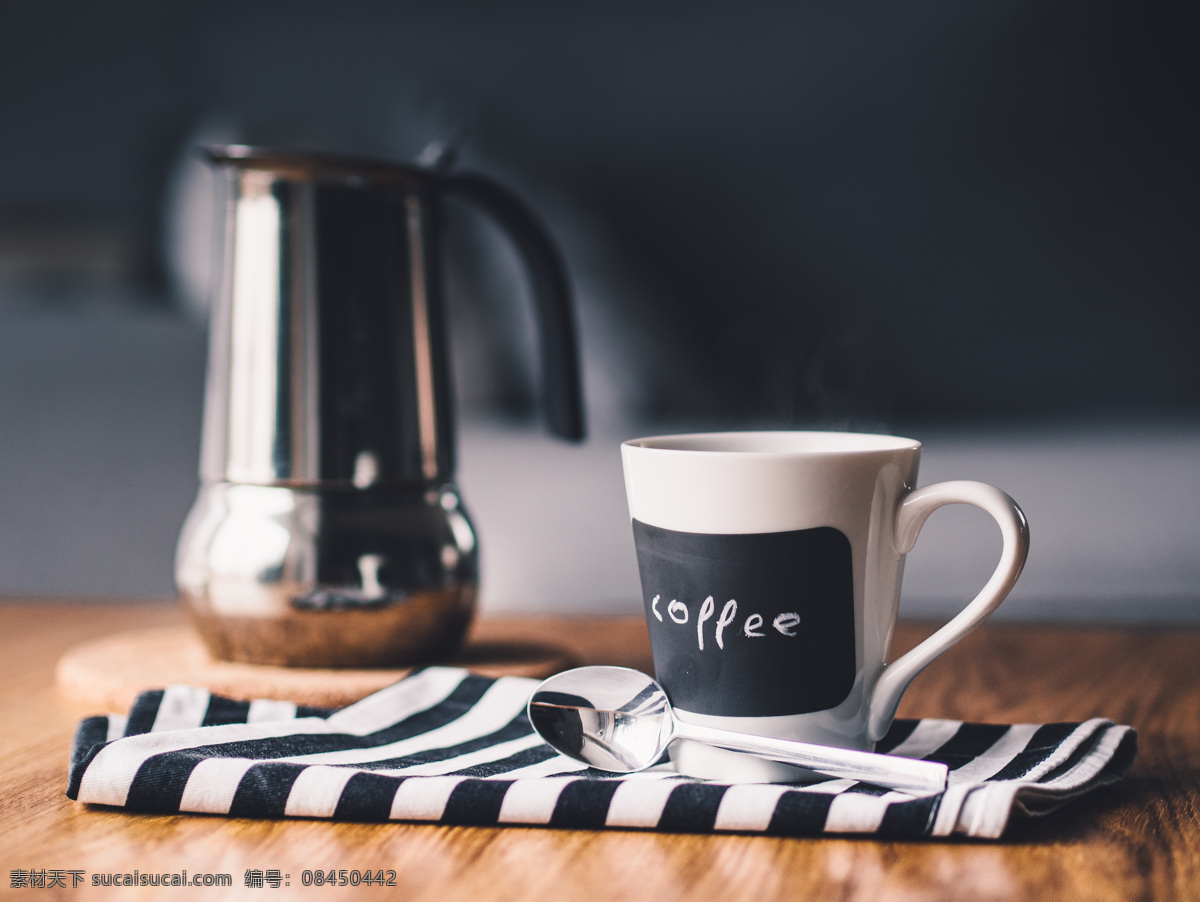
177, 147, 581, 667
177, 483, 477, 667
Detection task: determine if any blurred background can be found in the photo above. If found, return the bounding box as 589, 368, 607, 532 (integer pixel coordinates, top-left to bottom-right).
1, 0, 1197, 621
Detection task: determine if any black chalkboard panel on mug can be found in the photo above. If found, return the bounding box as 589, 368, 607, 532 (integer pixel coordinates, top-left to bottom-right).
632, 519, 856, 718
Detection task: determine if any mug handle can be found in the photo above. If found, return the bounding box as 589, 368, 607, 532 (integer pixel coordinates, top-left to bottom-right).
867, 481, 1029, 742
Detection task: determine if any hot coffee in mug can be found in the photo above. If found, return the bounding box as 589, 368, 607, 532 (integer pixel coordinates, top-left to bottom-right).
621, 431, 1028, 783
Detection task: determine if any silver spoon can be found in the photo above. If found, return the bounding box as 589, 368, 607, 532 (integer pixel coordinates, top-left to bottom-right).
527, 665, 947, 794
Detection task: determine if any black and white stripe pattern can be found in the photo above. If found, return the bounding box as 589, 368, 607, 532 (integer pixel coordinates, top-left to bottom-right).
67, 667, 1136, 839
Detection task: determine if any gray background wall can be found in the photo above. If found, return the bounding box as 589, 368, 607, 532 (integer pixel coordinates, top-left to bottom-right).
1, 1, 1197, 620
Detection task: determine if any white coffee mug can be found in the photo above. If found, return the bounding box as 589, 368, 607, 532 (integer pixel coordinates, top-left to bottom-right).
621, 431, 1029, 782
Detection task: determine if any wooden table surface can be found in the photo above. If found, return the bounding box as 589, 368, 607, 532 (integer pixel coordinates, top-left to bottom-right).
2, 599, 1199, 901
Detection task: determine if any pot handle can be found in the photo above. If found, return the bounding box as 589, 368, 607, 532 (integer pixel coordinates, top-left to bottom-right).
441, 173, 585, 441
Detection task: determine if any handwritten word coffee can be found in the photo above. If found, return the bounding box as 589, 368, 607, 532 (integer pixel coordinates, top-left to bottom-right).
651, 594, 801, 651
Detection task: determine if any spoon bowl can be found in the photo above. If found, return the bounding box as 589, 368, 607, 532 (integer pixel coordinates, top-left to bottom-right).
527, 666, 678, 771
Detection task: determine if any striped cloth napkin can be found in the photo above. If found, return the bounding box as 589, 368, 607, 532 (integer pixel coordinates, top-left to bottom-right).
67, 666, 1136, 839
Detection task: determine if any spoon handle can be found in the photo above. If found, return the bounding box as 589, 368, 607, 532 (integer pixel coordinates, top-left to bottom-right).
674, 722, 948, 794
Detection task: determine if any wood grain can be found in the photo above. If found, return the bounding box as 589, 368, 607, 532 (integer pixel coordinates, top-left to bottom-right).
55, 625, 576, 710
2, 599, 1199, 900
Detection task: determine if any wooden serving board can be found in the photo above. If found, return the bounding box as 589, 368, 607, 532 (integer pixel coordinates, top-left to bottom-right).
56, 625, 576, 711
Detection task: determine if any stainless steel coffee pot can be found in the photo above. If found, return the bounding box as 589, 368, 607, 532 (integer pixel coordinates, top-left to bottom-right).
176, 146, 583, 667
